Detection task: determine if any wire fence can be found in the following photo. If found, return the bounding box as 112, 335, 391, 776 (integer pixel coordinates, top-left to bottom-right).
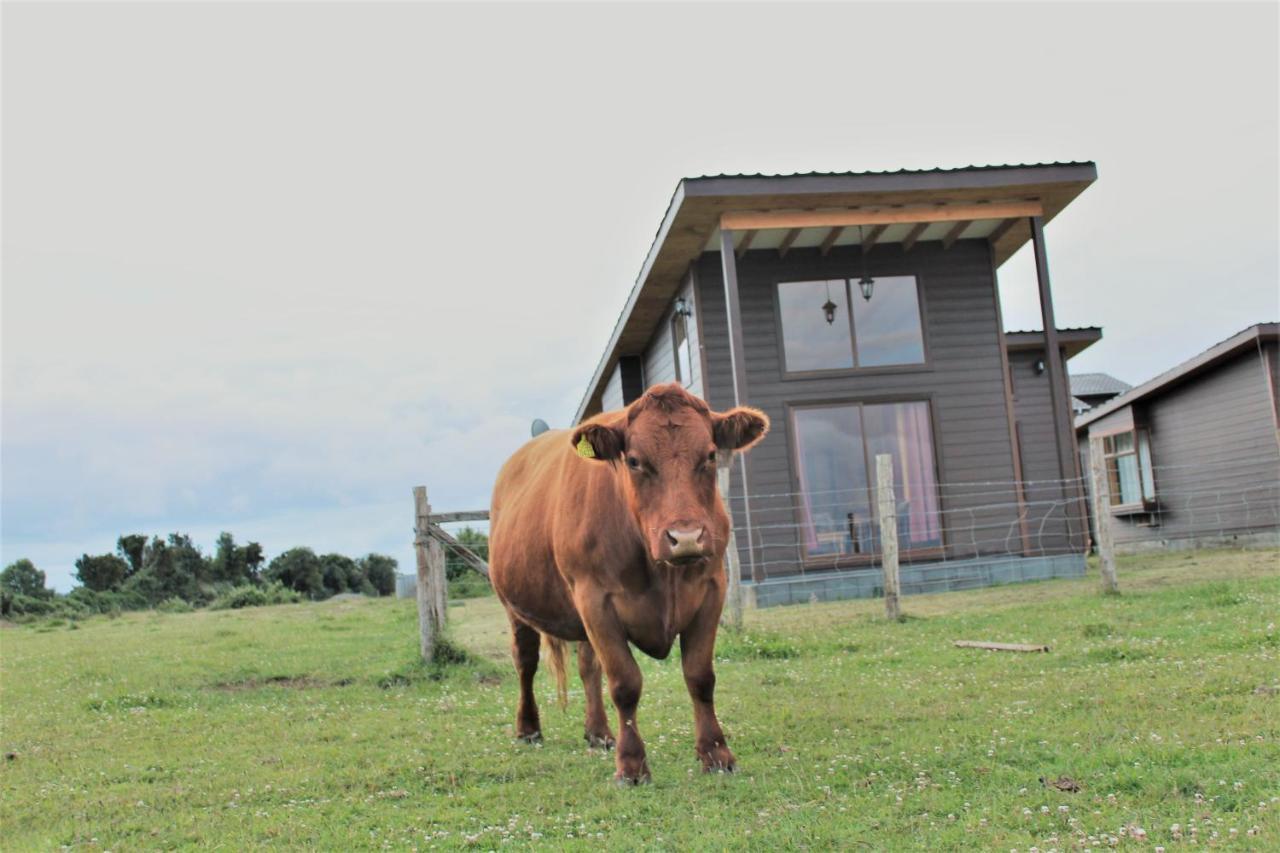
722, 453, 1280, 590
406, 453, 1279, 608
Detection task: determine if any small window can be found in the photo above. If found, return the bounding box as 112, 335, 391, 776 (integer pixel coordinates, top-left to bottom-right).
777, 280, 854, 372
671, 310, 694, 386
777, 276, 924, 373
851, 276, 926, 366
1102, 429, 1156, 509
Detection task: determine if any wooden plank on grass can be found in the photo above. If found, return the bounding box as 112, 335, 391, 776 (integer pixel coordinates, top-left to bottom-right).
954, 640, 1050, 653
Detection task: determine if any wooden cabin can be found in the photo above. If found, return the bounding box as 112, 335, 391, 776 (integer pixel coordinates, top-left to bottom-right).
1076, 323, 1280, 554
576, 163, 1102, 605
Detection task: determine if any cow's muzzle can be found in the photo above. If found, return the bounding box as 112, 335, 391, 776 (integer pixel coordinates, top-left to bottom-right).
661, 527, 707, 564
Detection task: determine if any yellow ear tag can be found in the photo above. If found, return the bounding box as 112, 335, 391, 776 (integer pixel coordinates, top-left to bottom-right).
576, 435, 596, 459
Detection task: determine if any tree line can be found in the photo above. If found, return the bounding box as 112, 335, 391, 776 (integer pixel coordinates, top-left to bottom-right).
0, 531, 402, 619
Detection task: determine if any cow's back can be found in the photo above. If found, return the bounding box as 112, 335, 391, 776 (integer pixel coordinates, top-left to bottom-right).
489, 430, 586, 639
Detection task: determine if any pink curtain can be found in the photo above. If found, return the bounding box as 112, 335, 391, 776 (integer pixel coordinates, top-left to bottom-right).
896, 403, 940, 546
792, 414, 820, 552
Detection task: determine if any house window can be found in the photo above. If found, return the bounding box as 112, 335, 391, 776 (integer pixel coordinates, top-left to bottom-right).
791, 400, 942, 560
671, 311, 693, 386
1102, 430, 1156, 508
777, 276, 925, 373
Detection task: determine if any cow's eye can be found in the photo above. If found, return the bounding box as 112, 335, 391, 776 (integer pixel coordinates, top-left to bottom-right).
706, 451, 717, 465
626, 456, 642, 471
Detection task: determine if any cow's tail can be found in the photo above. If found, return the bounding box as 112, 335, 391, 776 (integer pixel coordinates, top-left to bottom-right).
541, 633, 569, 710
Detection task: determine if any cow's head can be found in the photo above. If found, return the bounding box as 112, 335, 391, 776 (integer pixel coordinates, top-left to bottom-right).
570, 383, 769, 566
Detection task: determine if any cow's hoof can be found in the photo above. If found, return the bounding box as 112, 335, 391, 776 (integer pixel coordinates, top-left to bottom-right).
698, 743, 737, 773
585, 731, 617, 750
613, 771, 652, 787
517, 731, 543, 744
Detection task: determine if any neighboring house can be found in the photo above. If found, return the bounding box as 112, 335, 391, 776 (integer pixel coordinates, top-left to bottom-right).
576, 163, 1101, 606
1076, 323, 1280, 552
1070, 372, 1132, 415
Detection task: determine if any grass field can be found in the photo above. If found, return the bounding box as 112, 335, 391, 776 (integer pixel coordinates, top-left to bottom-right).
3, 549, 1278, 850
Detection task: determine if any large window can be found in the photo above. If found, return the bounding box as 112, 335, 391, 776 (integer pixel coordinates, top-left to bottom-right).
792, 401, 942, 560
1102, 430, 1155, 510
777, 276, 925, 373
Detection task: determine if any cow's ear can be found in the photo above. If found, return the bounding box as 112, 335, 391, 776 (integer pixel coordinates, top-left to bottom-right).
570, 416, 626, 463
712, 406, 769, 452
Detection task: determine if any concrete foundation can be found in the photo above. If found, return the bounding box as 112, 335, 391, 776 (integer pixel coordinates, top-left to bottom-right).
744, 553, 1087, 609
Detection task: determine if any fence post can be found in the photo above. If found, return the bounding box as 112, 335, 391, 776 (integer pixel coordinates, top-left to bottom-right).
1087, 437, 1119, 594
875, 454, 901, 621
413, 486, 442, 662
717, 450, 744, 628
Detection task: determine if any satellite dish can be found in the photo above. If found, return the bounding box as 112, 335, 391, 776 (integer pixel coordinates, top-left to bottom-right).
530, 418, 550, 437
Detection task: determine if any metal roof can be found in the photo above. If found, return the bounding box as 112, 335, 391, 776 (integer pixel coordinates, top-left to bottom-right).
575, 162, 1099, 422
1070, 372, 1133, 397
1005, 327, 1102, 360
1075, 323, 1280, 430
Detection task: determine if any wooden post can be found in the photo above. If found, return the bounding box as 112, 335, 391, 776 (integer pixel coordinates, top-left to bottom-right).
429, 534, 447, 629
875, 454, 901, 621
413, 486, 441, 662
719, 228, 761, 583
717, 450, 744, 628
1087, 437, 1119, 594
1030, 216, 1089, 552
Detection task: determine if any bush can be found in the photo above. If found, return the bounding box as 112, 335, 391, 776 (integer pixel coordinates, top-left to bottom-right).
157, 597, 194, 613
209, 582, 301, 610
1, 592, 58, 618
448, 571, 493, 599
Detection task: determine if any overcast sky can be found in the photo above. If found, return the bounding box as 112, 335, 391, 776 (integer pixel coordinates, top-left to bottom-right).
3, 2, 1277, 591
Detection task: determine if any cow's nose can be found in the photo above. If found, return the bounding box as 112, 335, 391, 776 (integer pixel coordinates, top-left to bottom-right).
665, 527, 705, 559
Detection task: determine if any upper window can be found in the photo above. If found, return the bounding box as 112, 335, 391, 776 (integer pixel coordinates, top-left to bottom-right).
1102, 429, 1156, 510
777, 276, 925, 373
671, 310, 694, 386
792, 400, 942, 560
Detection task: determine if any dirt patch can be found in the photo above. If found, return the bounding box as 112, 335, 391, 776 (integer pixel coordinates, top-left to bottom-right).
213, 675, 351, 691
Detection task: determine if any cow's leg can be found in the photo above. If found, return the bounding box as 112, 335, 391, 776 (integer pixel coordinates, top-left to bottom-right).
578, 641, 615, 749
680, 589, 736, 772
575, 590, 649, 784
509, 617, 542, 743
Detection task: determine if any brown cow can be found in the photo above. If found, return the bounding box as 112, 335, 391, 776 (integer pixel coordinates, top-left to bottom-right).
488, 383, 768, 784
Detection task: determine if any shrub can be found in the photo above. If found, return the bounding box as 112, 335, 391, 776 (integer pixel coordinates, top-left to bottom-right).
157, 597, 194, 613
210, 582, 301, 610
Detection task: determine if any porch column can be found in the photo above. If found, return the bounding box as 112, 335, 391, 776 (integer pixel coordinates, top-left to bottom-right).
1029, 216, 1088, 551
719, 229, 761, 583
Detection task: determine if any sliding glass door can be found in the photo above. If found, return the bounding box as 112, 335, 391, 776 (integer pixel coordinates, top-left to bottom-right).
792, 400, 942, 561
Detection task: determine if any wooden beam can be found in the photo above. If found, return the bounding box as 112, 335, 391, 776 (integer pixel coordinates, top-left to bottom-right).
428, 510, 489, 524
819, 226, 844, 256
721, 199, 1043, 232
901, 222, 928, 253
777, 227, 802, 258
861, 224, 887, 254
954, 641, 1049, 653
735, 229, 756, 259
719, 230, 760, 583
428, 522, 490, 579
987, 217, 1020, 246
941, 220, 972, 250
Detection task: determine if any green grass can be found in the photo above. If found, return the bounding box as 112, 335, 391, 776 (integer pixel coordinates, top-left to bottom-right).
2, 548, 1278, 850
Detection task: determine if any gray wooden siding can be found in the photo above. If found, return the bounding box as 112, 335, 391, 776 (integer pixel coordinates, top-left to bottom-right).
1010, 349, 1079, 554
696, 240, 1058, 579
1102, 348, 1280, 547
601, 363, 625, 413
640, 276, 703, 399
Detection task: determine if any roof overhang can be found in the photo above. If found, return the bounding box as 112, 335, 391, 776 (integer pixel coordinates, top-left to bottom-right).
576, 162, 1098, 422
1075, 323, 1279, 431
1005, 327, 1102, 360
